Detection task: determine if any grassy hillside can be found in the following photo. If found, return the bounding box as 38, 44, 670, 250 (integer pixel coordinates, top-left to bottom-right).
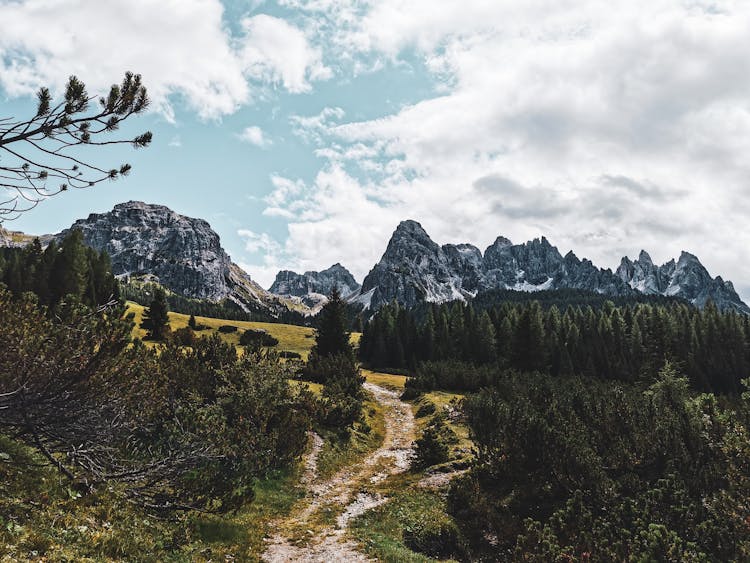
126, 301, 360, 360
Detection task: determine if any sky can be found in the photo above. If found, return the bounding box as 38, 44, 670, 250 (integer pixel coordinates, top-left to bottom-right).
2, 0, 750, 300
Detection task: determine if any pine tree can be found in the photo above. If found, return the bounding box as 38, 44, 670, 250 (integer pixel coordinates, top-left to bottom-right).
475, 311, 497, 364
312, 287, 353, 360
52, 229, 88, 302
0, 73, 151, 222
188, 314, 198, 330
512, 301, 547, 372
141, 288, 170, 341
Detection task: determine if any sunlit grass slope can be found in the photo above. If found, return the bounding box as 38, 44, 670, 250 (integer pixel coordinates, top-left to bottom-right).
126, 301, 360, 360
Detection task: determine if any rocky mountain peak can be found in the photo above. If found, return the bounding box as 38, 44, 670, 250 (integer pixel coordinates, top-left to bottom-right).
59, 201, 231, 301
676, 251, 701, 268
615, 248, 750, 314
394, 219, 428, 236
638, 250, 653, 265
488, 235, 513, 250
386, 220, 438, 255
269, 263, 360, 304
55, 201, 297, 317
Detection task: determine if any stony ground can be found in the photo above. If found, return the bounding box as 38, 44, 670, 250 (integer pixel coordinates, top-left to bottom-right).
262, 383, 416, 562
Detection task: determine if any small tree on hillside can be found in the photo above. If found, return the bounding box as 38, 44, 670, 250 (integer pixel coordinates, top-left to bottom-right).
304, 288, 364, 427
312, 286, 353, 360
141, 287, 169, 340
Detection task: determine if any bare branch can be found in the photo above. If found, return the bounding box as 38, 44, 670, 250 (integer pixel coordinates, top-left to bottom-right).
0, 73, 151, 223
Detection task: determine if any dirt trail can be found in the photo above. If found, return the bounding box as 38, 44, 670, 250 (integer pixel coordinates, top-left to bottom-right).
262, 383, 416, 562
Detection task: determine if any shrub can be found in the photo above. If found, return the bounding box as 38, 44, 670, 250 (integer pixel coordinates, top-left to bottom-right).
217, 325, 238, 333
312, 353, 365, 428
403, 514, 462, 558
0, 288, 313, 514
414, 415, 452, 469
415, 401, 436, 418
279, 351, 302, 359
172, 326, 197, 347
239, 329, 279, 347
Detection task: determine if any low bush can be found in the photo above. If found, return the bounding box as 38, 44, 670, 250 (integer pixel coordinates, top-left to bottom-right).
279, 351, 302, 359
239, 329, 279, 347
172, 326, 197, 347
403, 516, 463, 559
415, 401, 436, 418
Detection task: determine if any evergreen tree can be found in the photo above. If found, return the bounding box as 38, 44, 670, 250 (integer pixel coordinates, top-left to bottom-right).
475, 311, 497, 364
141, 288, 170, 340
188, 314, 198, 330
512, 302, 547, 372
0, 73, 151, 222
52, 229, 88, 302
311, 287, 353, 360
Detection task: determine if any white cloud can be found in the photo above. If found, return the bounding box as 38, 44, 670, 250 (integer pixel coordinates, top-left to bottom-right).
239, 14, 331, 94
238, 229, 282, 255
289, 106, 345, 142
0, 1, 331, 119
237, 125, 270, 147
254, 0, 750, 300
168, 135, 182, 148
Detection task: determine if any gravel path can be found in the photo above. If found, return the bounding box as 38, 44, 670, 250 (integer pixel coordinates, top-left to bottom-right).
262, 383, 416, 562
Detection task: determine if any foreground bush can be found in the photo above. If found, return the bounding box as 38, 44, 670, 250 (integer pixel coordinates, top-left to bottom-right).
0, 286, 312, 512
414, 413, 457, 469
449, 364, 750, 560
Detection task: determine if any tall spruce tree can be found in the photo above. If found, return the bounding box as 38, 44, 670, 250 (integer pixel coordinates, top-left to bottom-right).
311, 287, 353, 360
304, 287, 363, 411
141, 287, 170, 341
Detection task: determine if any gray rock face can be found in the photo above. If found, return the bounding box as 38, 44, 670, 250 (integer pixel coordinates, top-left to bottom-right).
616, 250, 750, 313
359, 221, 473, 309
58, 201, 233, 300
360, 219, 749, 313
270, 263, 360, 299
56, 201, 294, 315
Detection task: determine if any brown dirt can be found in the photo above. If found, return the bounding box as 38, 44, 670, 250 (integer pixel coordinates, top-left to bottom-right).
262, 383, 416, 562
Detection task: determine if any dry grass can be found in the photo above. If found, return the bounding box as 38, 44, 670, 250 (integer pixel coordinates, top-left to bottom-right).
362, 369, 407, 391
126, 301, 360, 360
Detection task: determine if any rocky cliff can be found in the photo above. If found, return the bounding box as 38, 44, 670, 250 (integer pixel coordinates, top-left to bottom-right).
55, 201, 297, 315
270, 263, 360, 298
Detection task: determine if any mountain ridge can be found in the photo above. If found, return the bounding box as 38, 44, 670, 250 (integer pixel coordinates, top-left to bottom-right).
2, 206, 748, 315
269, 263, 361, 313
359, 219, 750, 313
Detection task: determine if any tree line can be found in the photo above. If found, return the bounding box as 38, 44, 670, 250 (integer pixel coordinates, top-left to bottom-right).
0, 230, 118, 310
360, 298, 750, 394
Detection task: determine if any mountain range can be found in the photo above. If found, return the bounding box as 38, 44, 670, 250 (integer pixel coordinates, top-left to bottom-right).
2, 201, 747, 315
357, 219, 750, 314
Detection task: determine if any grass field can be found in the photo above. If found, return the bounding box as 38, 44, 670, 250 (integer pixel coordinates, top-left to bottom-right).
126, 301, 360, 360
362, 369, 407, 391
